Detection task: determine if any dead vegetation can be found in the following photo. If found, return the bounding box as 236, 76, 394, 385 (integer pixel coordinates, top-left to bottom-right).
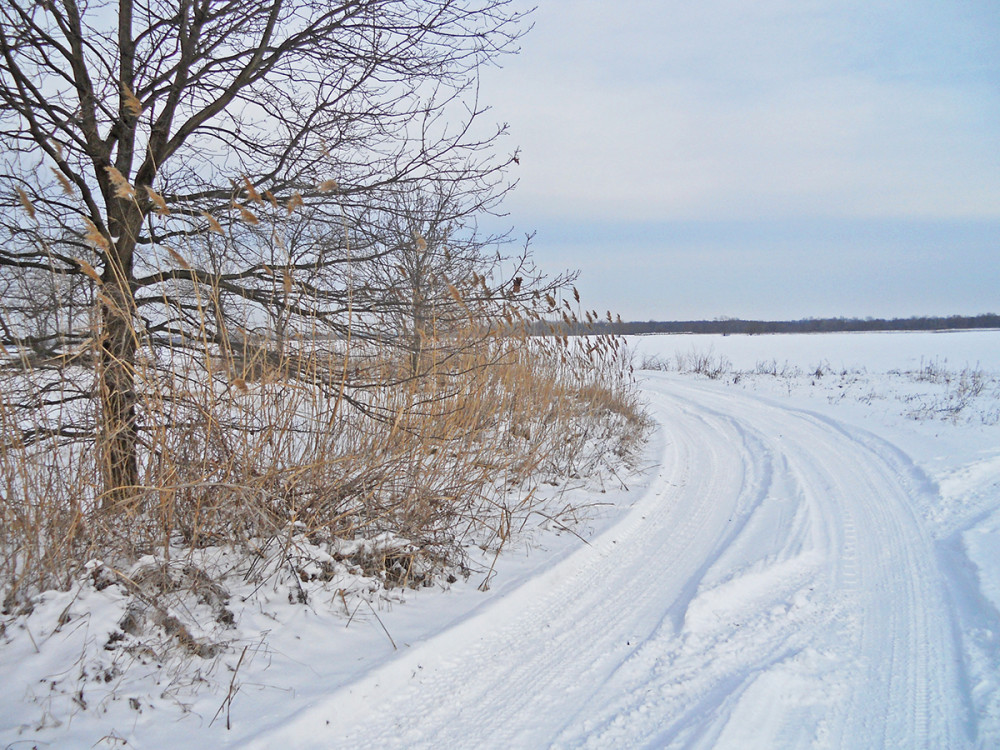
0, 307, 646, 601
639, 343, 1000, 425
0, 1, 649, 710
0, 280, 648, 679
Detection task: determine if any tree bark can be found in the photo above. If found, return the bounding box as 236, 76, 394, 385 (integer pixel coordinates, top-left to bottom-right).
95, 106, 145, 508
99, 278, 139, 512
98, 209, 140, 512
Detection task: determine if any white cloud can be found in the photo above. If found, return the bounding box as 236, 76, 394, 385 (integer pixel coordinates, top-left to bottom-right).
482, 0, 1000, 222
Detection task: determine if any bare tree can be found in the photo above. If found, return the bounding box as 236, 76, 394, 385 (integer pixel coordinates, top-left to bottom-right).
351, 182, 535, 376
0, 0, 530, 510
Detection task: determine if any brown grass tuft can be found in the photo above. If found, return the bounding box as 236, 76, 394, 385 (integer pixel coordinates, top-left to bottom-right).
201, 211, 224, 234
145, 185, 170, 215
286, 192, 304, 214
236, 204, 259, 225
15, 187, 35, 221
82, 217, 109, 251
51, 166, 74, 196
121, 82, 143, 117
106, 166, 136, 200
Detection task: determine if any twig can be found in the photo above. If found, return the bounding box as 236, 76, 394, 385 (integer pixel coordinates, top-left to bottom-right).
528, 508, 592, 545
285, 553, 309, 605
25, 623, 40, 654
345, 596, 363, 629
478, 535, 506, 592
364, 598, 396, 650
211, 645, 248, 730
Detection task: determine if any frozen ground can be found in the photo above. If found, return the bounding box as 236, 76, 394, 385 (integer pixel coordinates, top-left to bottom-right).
627, 329, 1000, 374
2, 330, 999, 749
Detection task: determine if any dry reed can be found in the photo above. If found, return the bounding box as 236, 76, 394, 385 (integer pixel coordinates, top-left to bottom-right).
0, 278, 646, 620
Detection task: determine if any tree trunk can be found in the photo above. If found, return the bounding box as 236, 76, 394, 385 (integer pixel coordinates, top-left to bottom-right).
99, 298, 139, 512
98, 213, 140, 512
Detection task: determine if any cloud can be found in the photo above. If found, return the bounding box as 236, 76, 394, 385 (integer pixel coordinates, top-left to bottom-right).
531, 216, 1000, 320
484, 0, 1000, 222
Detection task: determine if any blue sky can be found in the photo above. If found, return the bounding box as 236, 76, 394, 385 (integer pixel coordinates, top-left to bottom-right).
481, 0, 1000, 320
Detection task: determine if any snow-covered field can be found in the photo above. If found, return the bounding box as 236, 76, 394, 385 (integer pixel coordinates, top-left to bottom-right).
629, 329, 1000, 374
2, 330, 999, 748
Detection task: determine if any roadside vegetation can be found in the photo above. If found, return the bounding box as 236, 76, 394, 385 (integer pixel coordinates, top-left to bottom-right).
0, 0, 648, 710
640, 347, 1000, 424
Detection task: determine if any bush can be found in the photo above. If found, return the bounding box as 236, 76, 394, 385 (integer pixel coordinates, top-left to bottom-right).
1, 313, 646, 607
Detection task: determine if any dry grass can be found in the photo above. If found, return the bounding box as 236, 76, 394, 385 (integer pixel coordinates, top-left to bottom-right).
1, 165, 648, 677
0, 295, 647, 619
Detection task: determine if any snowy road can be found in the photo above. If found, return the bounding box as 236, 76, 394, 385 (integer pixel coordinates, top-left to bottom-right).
246, 374, 974, 749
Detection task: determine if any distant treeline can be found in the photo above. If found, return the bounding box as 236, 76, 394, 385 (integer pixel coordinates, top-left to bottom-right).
541, 313, 1000, 337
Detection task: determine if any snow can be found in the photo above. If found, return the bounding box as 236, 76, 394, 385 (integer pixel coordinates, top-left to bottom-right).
627, 329, 1000, 374
2, 330, 999, 748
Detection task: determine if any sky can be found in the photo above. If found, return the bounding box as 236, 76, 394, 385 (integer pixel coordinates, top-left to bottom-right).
479, 0, 1000, 321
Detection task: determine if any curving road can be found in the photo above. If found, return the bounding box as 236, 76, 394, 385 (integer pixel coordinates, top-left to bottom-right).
245, 374, 975, 749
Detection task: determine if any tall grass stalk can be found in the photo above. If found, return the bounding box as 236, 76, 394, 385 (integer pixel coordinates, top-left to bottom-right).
0, 282, 645, 614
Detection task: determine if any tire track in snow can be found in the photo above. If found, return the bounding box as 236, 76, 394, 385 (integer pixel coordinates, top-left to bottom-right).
244, 374, 973, 749
651, 376, 971, 749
